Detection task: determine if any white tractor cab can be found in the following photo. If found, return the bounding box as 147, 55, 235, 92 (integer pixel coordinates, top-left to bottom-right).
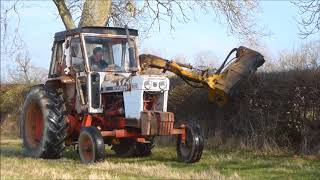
20, 27, 203, 164
52, 27, 170, 117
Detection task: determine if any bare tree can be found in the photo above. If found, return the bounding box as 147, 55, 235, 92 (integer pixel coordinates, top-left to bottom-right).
0, 1, 24, 57
173, 54, 188, 64
1, 0, 265, 47
292, 0, 320, 38
8, 52, 47, 84
277, 40, 320, 71
49, 0, 264, 40
302, 40, 320, 68
194, 51, 218, 68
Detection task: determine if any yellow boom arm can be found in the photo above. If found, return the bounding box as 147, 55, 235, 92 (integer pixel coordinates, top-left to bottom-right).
139, 46, 265, 106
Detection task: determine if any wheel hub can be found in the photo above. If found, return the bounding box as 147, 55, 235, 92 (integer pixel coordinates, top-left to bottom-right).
25, 101, 44, 149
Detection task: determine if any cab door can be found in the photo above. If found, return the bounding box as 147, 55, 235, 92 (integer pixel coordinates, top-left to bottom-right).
69, 36, 102, 113
68, 37, 88, 113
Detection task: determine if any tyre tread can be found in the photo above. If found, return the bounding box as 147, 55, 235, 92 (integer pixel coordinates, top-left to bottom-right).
21, 85, 66, 159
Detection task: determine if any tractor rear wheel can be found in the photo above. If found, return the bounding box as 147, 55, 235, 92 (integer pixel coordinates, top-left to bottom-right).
176, 121, 204, 163
21, 85, 67, 158
78, 126, 105, 164
135, 137, 155, 157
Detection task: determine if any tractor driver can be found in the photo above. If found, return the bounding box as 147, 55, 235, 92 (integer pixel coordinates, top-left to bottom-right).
90, 47, 108, 71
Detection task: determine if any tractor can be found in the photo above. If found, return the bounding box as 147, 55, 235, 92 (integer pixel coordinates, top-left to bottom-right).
20, 26, 264, 164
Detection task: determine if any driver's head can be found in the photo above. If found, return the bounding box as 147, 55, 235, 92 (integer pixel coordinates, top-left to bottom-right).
93, 47, 103, 62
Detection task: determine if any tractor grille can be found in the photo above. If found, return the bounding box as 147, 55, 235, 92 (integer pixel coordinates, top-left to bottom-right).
143, 92, 164, 111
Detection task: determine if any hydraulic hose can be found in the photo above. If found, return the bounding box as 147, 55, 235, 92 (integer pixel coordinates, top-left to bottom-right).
216, 48, 238, 74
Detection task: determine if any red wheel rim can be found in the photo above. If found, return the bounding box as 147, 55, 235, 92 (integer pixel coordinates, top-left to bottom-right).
79, 133, 94, 163
25, 101, 44, 148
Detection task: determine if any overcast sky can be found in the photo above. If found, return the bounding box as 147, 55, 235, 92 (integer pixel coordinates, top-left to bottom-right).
1, 1, 319, 82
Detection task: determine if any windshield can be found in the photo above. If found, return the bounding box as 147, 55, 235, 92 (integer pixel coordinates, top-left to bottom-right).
84, 36, 134, 72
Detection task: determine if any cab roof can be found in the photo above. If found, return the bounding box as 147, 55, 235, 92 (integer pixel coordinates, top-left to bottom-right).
54, 26, 138, 42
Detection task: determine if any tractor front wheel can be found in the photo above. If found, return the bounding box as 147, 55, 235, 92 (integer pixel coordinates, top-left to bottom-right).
78, 126, 105, 164
21, 85, 66, 158
176, 121, 204, 163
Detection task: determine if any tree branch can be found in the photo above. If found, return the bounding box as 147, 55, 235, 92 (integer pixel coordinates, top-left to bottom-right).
292, 0, 320, 38
53, 0, 76, 30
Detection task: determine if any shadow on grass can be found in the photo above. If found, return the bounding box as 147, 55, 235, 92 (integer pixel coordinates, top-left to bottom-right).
0, 143, 23, 158
0, 145, 23, 157
0, 141, 179, 165
60, 146, 178, 166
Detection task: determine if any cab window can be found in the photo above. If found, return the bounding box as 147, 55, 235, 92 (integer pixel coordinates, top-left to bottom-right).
49, 41, 64, 77
70, 38, 85, 72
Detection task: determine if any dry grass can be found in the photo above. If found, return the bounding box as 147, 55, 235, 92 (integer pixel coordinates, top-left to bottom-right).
0, 138, 228, 179
1, 137, 319, 179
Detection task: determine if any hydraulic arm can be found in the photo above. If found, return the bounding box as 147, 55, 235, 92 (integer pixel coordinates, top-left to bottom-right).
139, 46, 265, 106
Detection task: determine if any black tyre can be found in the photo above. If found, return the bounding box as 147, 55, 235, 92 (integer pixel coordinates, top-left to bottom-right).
111, 138, 136, 157
21, 85, 67, 159
177, 121, 204, 163
78, 126, 105, 164
135, 137, 155, 157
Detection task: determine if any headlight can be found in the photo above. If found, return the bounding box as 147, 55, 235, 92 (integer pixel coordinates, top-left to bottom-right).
144, 80, 152, 90
159, 81, 167, 90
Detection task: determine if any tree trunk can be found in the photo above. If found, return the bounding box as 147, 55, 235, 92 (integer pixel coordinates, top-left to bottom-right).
53, 0, 76, 30
78, 0, 112, 28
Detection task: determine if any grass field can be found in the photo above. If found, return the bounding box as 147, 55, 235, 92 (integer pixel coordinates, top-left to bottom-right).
1, 137, 319, 179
